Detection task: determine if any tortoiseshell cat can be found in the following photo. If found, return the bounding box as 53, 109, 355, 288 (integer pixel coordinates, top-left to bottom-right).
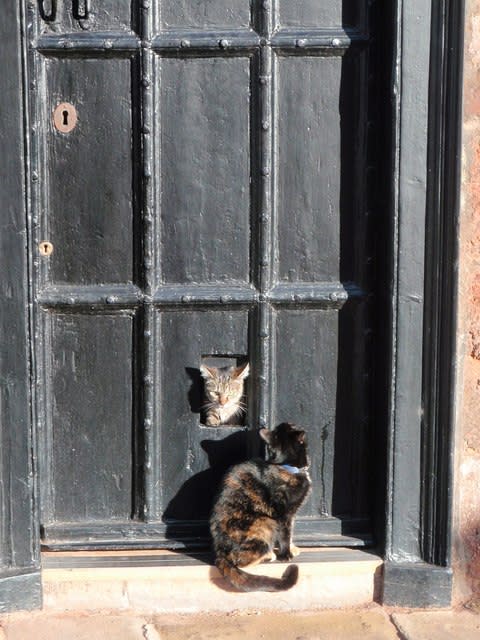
200, 362, 249, 426
210, 422, 311, 592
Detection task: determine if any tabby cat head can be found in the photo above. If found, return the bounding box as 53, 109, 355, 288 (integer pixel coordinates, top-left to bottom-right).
260, 422, 309, 469
200, 362, 249, 413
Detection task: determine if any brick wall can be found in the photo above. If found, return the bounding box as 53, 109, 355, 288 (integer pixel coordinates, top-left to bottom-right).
454, 0, 480, 606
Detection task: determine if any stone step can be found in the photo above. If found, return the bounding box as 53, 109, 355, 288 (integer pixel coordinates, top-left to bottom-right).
41, 548, 382, 614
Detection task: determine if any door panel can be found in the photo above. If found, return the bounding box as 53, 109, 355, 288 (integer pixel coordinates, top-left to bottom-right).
45, 57, 137, 286
273, 304, 369, 520
275, 53, 362, 283
159, 309, 250, 522
29, 0, 378, 549
273, 309, 338, 517
44, 312, 135, 523
277, 1, 362, 29
39, 1, 135, 34
158, 1, 251, 29
158, 57, 251, 285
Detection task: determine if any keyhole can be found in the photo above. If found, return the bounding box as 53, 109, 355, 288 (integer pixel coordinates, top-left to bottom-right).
53, 102, 77, 133
39, 241, 53, 257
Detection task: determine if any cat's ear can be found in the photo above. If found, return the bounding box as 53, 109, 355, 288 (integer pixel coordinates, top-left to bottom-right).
200, 365, 217, 379
233, 362, 250, 380
296, 430, 306, 445
259, 428, 271, 444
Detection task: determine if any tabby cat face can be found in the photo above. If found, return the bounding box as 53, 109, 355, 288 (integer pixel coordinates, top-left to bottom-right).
200, 362, 249, 414
260, 422, 309, 469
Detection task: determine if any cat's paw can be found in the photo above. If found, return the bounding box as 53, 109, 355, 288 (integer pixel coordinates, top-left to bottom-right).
205, 415, 221, 426
275, 550, 294, 562
290, 544, 301, 557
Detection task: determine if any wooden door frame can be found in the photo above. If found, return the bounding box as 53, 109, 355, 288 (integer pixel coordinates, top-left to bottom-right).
381, 0, 465, 607
0, 0, 464, 610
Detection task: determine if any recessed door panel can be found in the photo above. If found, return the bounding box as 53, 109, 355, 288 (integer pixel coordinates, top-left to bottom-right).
157, 57, 251, 285
42, 312, 135, 524
158, 309, 250, 522
277, 1, 362, 29
45, 58, 136, 286
273, 308, 337, 517
276, 54, 363, 283
273, 305, 370, 520
158, 1, 251, 29
39, 1, 135, 34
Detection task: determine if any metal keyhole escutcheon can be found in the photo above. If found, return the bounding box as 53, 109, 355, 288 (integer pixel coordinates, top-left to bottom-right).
39, 241, 54, 257
53, 102, 77, 133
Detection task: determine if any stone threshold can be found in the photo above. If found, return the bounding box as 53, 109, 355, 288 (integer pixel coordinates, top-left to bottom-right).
41, 547, 383, 613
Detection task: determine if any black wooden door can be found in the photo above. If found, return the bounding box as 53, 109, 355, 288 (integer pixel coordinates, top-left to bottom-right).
29, 1, 381, 549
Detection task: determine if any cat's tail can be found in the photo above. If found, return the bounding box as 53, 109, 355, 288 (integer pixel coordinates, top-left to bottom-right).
216, 559, 299, 592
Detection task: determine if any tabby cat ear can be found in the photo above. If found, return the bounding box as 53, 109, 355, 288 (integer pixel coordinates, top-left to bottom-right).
200, 365, 217, 379
297, 430, 306, 444
233, 362, 250, 380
